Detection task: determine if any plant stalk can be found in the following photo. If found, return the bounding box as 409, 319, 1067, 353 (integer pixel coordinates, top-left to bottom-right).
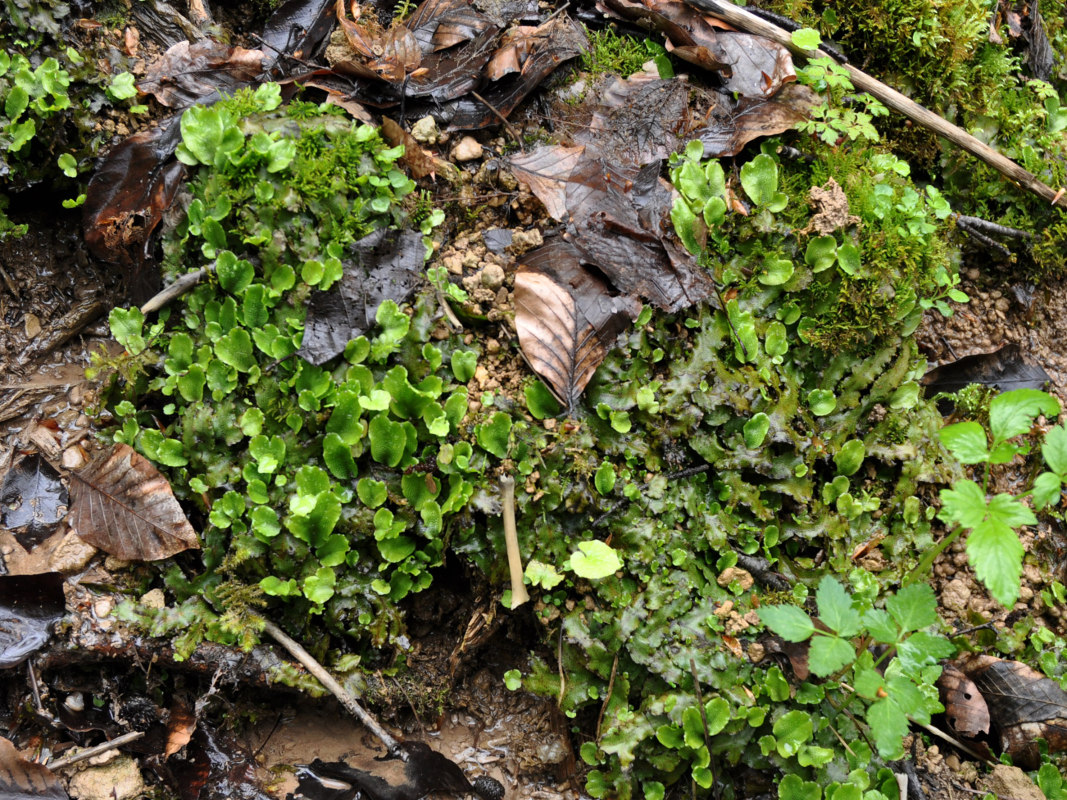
500, 475, 530, 609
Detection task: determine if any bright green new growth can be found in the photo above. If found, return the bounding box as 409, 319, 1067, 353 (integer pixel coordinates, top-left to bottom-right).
97, 85, 509, 652
759, 577, 952, 760
936, 388, 1062, 606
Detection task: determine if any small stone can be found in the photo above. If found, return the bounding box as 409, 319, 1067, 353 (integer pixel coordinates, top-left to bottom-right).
510, 228, 543, 253
452, 136, 483, 162
714, 600, 734, 618
410, 115, 439, 144
717, 567, 754, 591
474, 365, 490, 387
24, 313, 41, 339
481, 263, 506, 290
140, 588, 166, 609
67, 754, 146, 800
462, 250, 480, 270
443, 253, 464, 275
50, 532, 96, 573
941, 578, 971, 613
94, 597, 113, 619
543, 418, 556, 430
747, 642, 765, 663
486, 338, 501, 354
987, 764, 1044, 800
994, 297, 1010, 312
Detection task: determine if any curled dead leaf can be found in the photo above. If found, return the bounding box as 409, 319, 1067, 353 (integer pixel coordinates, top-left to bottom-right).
68, 443, 199, 562
938, 663, 991, 738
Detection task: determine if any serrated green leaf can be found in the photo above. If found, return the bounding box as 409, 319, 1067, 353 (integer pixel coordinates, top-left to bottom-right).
758, 604, 815, 642
938, 479, 987, 529
816, 575, 861, 637
896, 631, 954, 671
1032, 471, 1062, 511
885, 583, 938, 632
938, 421, 990, 464
967, 509, 1027, 606
989, 388, 1060, 442
864, 698, 908, 760
853, 667, 885, 699
862, 608, 898, 643
808, 635, 855, 677
1043, 425, 1067, 475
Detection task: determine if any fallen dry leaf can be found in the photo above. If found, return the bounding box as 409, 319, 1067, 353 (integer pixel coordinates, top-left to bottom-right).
958, 653, 1067, 768
921, 343, 1052, 397
68, 443, 199, 562
138, 39, 266, 109
83, 116, 186, 301
938, 662, 991, 738
165, 703, 198, 759
515, 240, 641, 410
695, 83, 816, 158
0, 736, 67, 799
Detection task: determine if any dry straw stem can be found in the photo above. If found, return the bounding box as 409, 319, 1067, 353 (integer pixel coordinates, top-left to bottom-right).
500, 475, 530, 608
688, 0, 1067, 211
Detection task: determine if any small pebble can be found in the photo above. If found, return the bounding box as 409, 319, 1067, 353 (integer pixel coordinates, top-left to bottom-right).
481, 264, 506, 290
410, 116, 439, 144
24, 313, 41, 339
453, 136, 483, 162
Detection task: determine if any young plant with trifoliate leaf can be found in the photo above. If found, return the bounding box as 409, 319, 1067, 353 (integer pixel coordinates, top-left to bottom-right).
934, 388, 1062, 606
759, 576, 953, 760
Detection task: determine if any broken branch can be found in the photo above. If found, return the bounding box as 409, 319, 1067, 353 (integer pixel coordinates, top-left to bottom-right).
499, 475, 529, 609
684, 0, 1067, 211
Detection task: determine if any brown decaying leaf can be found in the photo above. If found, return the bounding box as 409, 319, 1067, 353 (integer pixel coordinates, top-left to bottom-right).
0, 736, 67, 800
958, 653, 1067, 768
83, 116, 186, 301
580, 68, 691, 164
696, 83, 816, 158
68, 443, 199, 562
138, 39, 266, 109
938, 663, 991, 738
507, 145, 586, 221
0, 454, 67, 548
515, 240, 641, 410
380, 117, 439, 179
165, 703, 198, 758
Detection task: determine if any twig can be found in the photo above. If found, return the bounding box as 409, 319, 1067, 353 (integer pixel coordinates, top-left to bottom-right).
894, 772, 908, 800
470, 91, 523, 150
140, 268, 211, 315
260, 620, 402, 757
956, 220, 1013, 258
915, 721, 995, 766
955, 215, 1033, 240
684, 0, 1067, 211
557, 624, 566, 708
500, 475, 530, 608
46, 731, 146, 770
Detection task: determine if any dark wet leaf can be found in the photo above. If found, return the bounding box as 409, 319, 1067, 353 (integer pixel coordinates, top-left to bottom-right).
83, 116, 185, 302
445, 15, 586, 128
0, 454, 67, 547
298, 229, 426, 366
1003, 0, 1053, 80
577, 69, 691, 164
261, 0, 337, 66
0, 736, 67, 799
0, 572, 65, 668
138, 40, 266, 108
938, 663, 991, 737
510, 145, 714, 311
696, 83, 816, 157
482, 228, 512, 253
68, 443, 200, 561
515, 239, 641, 410
169, 722, 272, 800
959, 653, 1067, 768
921, 343, 1052, 396
292, 741, 503, 800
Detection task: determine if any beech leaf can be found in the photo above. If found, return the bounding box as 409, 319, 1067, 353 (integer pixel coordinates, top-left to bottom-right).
514, 240, 640, 411
68, 443, 200, 561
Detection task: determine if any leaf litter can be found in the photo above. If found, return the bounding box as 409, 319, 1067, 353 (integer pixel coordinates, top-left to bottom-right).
0, 453, 68, 547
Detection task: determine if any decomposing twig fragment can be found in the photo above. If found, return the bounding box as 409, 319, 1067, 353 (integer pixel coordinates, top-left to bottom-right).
140, 267, 211, 315
260, 619, 402, 757
46, 731, 146, 770
499, 475, 530, 608
684, 0, 1067, 211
